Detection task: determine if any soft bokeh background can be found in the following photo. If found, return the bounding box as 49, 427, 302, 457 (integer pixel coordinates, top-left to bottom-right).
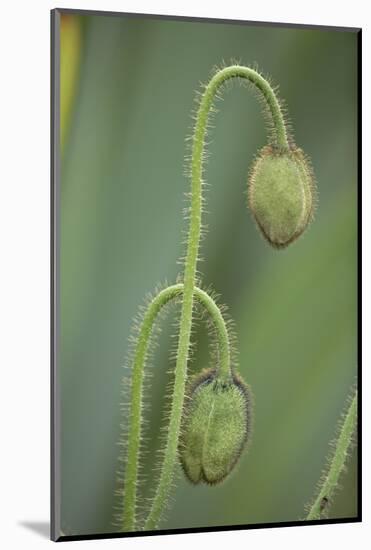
58, 12, 358, 537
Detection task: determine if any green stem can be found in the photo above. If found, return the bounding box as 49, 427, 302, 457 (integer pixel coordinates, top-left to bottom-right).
306, 391, 357, 520
144, 65, 288, 530
123, 283, 231, 531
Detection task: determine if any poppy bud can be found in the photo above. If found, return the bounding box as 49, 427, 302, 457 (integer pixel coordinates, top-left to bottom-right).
179, 369, 252, 485
248, 145, 316, 248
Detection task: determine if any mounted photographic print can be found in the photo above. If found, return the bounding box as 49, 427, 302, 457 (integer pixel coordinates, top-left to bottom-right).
51, 8, 361, 542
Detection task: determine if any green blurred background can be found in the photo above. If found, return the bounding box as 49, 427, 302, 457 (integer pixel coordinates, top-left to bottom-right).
59, 12, 358, 537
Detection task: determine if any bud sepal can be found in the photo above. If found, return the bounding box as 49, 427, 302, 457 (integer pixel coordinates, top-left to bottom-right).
179, 368, 253, 485
248, 145, 316, 248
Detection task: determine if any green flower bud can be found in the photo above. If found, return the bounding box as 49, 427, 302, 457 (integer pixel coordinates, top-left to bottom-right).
248, 145, 316, 248
179, 369, 252, 485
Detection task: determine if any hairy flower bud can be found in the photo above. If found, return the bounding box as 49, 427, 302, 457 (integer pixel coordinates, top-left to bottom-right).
179, 369, 252, 485
248, 145, 316, 248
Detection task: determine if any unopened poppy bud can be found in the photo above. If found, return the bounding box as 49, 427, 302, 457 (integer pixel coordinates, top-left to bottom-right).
248, 145, 316, 248
179, 369, 252, 485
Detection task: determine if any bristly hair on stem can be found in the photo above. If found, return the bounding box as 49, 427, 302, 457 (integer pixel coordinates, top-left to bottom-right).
118, 62, 324, 533
120, 284, 236, 531
305, 390, 358, 521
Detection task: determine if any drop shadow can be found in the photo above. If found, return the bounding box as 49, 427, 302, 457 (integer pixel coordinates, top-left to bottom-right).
18, 521, 50, 539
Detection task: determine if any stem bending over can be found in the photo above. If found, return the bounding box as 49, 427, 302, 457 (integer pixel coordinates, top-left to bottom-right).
145, 66, 290, 531
120, 64, 317, 531
122, 284, 232, 531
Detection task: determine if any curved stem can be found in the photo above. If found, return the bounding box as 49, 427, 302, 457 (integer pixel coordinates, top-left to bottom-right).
306, 391, 357, 521
123, 283, 231, 531
144, 65, 288, 530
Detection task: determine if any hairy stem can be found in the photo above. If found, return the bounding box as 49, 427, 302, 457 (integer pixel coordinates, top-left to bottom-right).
144, 65, 288, 530
306, 391, 357, 521
123, 284, 231, 531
